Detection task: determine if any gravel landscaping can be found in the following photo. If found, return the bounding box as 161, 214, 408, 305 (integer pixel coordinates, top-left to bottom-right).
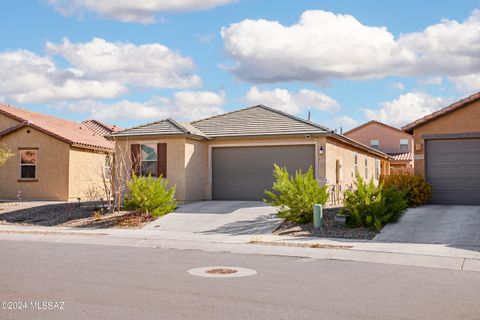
273, 207, 377, 240
0, 201, 153, 229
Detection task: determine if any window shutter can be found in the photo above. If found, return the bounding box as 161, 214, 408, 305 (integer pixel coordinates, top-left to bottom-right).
131, 144, 141, 176
157, 143, 167, 178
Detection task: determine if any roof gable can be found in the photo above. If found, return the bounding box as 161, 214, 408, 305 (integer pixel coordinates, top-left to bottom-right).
344, 120, 408, 136
0, 104, 113, 151
110, 118, 206, 138
191, 105, 329, 137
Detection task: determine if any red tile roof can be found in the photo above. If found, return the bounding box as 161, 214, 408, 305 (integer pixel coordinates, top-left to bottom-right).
81, 119, 121, 137
403, 91, 480, 133
387, 152, 413, 162
0, 104, 113, 151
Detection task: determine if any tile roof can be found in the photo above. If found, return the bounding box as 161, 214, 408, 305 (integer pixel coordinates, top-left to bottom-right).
81, 120, 121, 137
403, 91, 480, 133
0, 104, 113, 151
191, 105, 329, 137
110, 119, 206, 138
387, 152, 413, 162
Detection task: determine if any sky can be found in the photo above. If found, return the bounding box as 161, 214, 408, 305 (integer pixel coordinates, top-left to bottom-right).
1, 0, 480, 130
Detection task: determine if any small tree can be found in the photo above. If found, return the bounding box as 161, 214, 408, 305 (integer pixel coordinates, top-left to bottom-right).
0, 143, 13, 166
264, 164, 329, 224
123, 173, 177, 217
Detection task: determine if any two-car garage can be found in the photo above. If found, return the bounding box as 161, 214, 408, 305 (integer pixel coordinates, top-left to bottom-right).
211, 145, 316, 201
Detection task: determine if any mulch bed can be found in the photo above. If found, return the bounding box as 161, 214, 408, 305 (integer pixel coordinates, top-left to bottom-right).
0, 201, 153, 229
273, 207, 377, 240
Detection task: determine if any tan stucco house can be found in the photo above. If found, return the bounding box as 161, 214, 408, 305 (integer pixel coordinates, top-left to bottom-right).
403, 92, 480, 205
0, 104, 114, 201
344, 120, 413, 174
111, 105, 390, 203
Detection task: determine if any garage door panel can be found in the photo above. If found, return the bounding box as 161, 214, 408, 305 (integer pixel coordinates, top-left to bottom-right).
212, 145, 315, 201
426, 138, 480, 205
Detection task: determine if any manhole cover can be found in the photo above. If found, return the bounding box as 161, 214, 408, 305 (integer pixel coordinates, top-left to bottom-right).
188, 266, 257, 278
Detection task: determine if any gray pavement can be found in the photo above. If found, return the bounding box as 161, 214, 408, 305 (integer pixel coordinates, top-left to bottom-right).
374, 205, 480, 247
0, 240, 479, 320
143, 201, 282, 235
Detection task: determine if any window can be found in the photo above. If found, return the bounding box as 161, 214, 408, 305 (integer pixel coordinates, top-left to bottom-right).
400, 139, 409, 151
20, 150, 37, 179
370, 139, 379, 150
364, 157, 368, 179
375, 159, 380, 180
140, 144, 157, 177
105, 155, 112, 179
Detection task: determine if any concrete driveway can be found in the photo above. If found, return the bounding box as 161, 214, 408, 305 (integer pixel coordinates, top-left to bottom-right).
143, 201, 282, 235
374, 205, 480, 247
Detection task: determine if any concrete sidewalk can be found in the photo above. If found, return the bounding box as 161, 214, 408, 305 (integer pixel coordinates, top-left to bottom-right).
0, 224, 479, 272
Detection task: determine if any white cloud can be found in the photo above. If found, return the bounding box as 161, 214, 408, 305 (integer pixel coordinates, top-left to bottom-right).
448, 74, 480, 93
244, 87, 339, 114
0, 38, 200, 104
47, 0, 235, 23
418, 76, 443, 86
60, 91, 226, 122
47, 37, 201, 89
388, 82, 405, 91
221, 10, 480, 85
0, 50, 127, 103
334, 116, 359, 130
364, 92, 447, 127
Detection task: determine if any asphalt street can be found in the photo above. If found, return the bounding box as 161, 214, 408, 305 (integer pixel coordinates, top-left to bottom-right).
0, 240, 479, 320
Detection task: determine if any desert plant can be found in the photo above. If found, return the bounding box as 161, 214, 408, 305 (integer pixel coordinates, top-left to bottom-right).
341, 175, 408, 231
264, 164, 329, 224
0, 143, 13, 166
123, 173, 177, 217
381, 173, 432, 207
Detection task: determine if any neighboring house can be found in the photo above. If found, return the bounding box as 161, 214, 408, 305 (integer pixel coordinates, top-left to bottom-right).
0, 104, 114, 201
403, 92, 480, 205
344, 121, 413, 174
111, 105, 390, 202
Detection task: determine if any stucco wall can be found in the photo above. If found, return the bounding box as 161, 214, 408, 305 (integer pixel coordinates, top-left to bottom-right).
0, 125, 70, 200
345, 122, 413, 154
114, 136, 187, 201
68, 147, 110, 201
325, 137, 382, 189
184, 138, 209, 201
412, 101, 480, 177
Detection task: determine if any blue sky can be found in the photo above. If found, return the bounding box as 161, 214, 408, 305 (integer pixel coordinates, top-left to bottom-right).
1, 0, 480, 130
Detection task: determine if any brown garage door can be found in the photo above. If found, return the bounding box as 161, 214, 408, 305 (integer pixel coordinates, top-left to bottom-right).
212, 145, 315, 201
426, 138, 480, 205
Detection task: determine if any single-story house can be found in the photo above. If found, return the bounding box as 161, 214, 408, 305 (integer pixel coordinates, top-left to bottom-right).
111, 105, 390, 202
0, 104, 114, 201
344, 120, 413, 174
403, 92, 480, 205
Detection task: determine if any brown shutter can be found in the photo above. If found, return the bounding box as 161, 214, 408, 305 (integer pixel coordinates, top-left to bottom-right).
131, 144, 141, 176
157, 143, 167, 178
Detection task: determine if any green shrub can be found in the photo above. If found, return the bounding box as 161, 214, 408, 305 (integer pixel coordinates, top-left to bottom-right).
124, 174, 177, 217
341, 175, 408, 231
381, 173, 432, 207
264, 164, 329, 224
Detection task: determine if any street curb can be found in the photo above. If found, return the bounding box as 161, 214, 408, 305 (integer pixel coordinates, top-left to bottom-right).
0, 227, 479, 272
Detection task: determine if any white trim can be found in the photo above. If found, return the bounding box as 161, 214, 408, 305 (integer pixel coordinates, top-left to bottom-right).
208, 141, 318, 183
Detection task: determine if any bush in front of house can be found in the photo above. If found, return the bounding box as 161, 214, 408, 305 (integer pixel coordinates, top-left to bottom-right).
264, 164, 329, 224
341, 175, 408, 231
123, 174, 177, 217
381, 173, 432, 207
